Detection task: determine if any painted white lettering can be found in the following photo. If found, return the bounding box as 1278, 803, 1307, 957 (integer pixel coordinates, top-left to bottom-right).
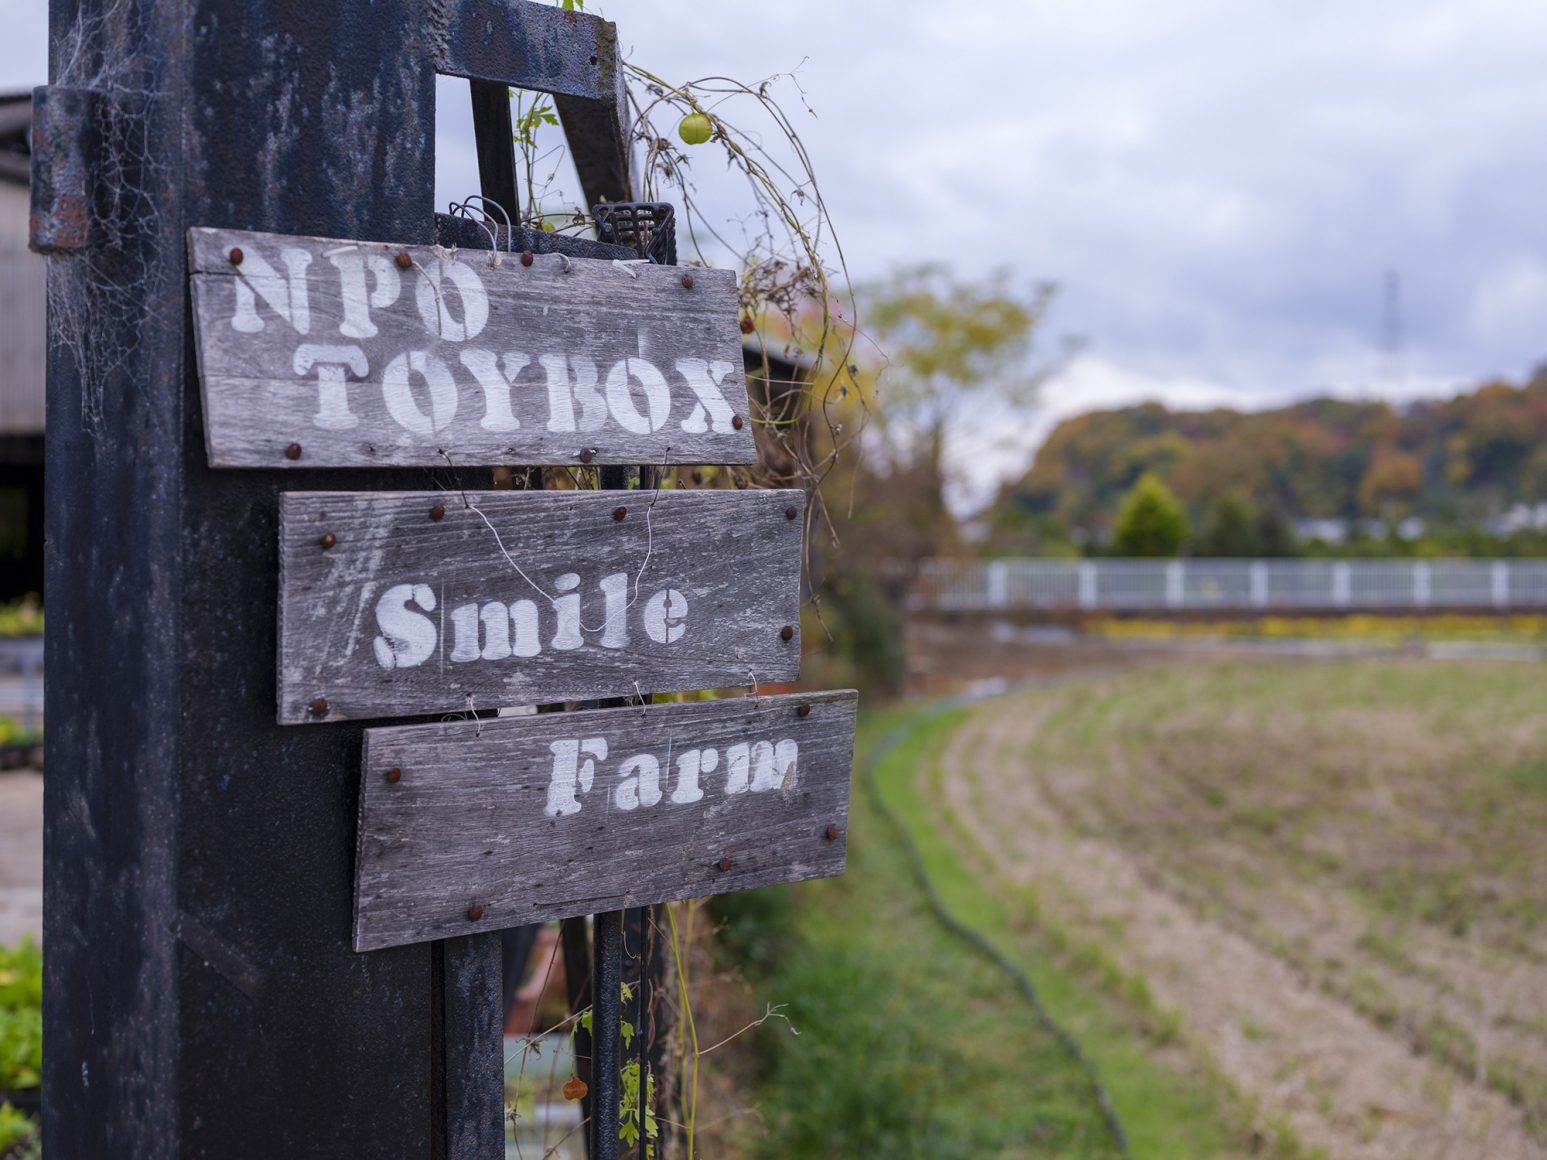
231, 246, 312, 335
614, 753, 662, 811
545, 737, 608, 818
372, 583, 437, 669
413, 258, 490, 342
293, 344, 368, 430
773, 739, 799, 793
457, 349, 529, 432
449, 601, 514, 662
326, 249, 402, 338
670, 748, 717, 805
448, 603, 480, 663
382, 350, 458, 435
552, 573, 583, 650
541, 355, 607, 433
599, 572, 629, 650
675, 359, 738, 434
509, 599, 540, 658
479, 602, 511, 661
643, 588, 687, 644
605, 358, 671, 434
724, 743, 751, 795
747, 740, 780, 792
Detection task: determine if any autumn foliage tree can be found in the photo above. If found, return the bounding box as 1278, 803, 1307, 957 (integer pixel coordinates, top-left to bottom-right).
1112, 473, 1188, 557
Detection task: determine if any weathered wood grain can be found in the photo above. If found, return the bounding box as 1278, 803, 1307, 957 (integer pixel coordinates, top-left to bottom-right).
278, 489, 804, 724
187, 227, 753, 467
354, 690, 857, 951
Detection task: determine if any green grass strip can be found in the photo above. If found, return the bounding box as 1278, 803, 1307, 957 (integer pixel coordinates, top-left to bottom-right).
869, 700, 1239, 1160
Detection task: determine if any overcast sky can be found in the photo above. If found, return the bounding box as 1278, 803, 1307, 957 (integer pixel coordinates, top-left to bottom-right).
6, 2, 1545, 507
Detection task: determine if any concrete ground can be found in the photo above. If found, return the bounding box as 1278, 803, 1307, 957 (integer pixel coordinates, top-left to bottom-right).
0, 771, 42, 946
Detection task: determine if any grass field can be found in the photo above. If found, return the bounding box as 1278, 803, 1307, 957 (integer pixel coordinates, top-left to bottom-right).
740, 658, 1547, 1158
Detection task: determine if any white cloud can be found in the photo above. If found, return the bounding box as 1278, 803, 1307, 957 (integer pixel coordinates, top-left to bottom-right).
7, 1, 1545, 500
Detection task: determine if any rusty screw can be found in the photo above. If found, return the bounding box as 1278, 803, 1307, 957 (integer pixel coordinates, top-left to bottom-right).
310, 697, 329, 717
579, 448, 595, 464
466, 904, 484, 921
613, 506, 628, 521
824, 824, 840, 841
319, 531, 337, 551
284, 442, 303, 461
520, 250, 534, 267
394, 251, 412, 270
681, 273, 694, 289
780, 625, 794, 642
785, 505, 798, 520
228, 247, 243, 266
717, 857, 733, 872
797, 703, 811, 718
386, 767, 402, 784
429, 503, 445, 522
731, 414, 744, 431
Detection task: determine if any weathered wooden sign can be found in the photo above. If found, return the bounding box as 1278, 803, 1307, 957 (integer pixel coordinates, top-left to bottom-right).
353, 690, 857, 950
187, 226, 755, 467
278, 488, 803, 724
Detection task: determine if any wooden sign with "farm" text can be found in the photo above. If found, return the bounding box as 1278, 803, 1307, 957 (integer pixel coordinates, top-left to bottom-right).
353, 690, 857, 950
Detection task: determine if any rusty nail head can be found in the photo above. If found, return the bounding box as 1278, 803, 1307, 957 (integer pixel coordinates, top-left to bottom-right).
731, 414, 744, 431
797, 703, 811, 718
520, 250, 534, 267
228, 247, 243, 266
717, 857, 733, 872
579, 448, 594, 464
785, 505, 798, 520
825, 824, 840, 841
386, 767, 402, 784
310, 697, 328, 717
681, 273, 694, 289
466, 904, 484, 921
394, 251, 412, 270
429, 503, 445, 522
613, 506, 627, 521
284, 442, 302, 461
319, 531, 337, 551
780, 624, 794, 642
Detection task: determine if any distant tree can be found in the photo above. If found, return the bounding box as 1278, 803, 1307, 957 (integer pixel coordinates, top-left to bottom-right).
1194, 491, 1260, 557
1359, 450, 1423, 515
1255, 502, 1300, 557
859, 264, 1064, 557
1113, 473, 1188, 557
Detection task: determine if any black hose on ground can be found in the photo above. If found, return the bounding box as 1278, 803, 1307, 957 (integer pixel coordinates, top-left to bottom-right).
860, 701, 1133, 1159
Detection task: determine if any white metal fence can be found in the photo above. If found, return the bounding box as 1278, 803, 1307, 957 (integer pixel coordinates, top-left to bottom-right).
915, 558, 1547, 613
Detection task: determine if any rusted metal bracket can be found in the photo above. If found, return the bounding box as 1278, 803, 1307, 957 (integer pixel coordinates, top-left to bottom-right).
28, 85, 101, 255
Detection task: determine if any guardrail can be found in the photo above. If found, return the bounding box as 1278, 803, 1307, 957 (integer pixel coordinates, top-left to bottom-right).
914, 558, 1547, 613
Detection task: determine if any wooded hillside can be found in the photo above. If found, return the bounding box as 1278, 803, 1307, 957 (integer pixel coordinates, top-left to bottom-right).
993, 368, 1547, 537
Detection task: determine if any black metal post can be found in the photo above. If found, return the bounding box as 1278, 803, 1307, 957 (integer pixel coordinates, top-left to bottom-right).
561, 914, 596, 1150
591, 909, 625, 1160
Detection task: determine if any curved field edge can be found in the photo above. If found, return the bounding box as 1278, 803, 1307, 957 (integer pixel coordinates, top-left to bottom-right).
736, 704, 1248, 1159
872, 702, 1288, 1160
